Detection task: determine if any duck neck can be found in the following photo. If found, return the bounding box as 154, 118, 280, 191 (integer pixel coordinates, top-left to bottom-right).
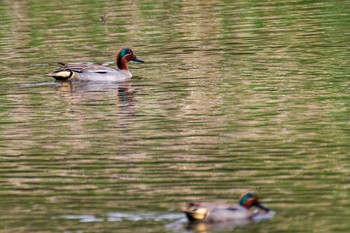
117, 57, 128, 70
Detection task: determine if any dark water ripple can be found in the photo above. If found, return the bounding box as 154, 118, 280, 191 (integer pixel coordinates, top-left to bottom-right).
0, 1, 350, 233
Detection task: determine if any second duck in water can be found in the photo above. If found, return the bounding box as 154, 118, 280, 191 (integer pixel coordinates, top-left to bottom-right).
50, 47, 144, 82
181, 191, 270, 223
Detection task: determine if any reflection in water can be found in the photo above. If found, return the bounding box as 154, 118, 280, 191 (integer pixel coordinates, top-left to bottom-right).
43, 80, 139, 158
1, 0, 350, 233
55, 80, 137, 115
184, 221, 252, 233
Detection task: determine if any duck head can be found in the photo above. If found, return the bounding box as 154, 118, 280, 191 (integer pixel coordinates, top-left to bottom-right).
239, 191, 270, 212
116, 47, 144, 70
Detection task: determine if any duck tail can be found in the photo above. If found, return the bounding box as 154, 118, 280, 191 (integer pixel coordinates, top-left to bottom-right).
181, 203, 209, 221
49, 63, 74, 80
49, 70, 74, 80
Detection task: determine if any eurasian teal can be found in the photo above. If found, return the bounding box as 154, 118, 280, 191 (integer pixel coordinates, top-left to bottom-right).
50, 47, 144, 82
181, 191, 270, 223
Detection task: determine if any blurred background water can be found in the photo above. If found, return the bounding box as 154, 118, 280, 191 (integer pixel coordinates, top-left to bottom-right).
0, 0, 350, 232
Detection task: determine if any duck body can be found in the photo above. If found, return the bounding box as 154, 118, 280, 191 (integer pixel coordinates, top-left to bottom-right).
182, 202, 253, 223
50, 47, 143, 82
51, 63, 132, 82
182, 192, 270, 223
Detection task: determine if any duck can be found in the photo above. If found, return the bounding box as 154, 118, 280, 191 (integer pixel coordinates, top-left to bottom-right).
181, 191, 270, 223
49, 47, 144, 82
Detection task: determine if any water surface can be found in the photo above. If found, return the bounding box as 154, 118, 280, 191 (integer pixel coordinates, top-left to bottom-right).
1, 0, 350, 232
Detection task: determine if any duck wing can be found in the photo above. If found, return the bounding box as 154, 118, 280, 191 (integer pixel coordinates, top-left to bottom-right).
57, 62, 117, 73
50, 62, 118, 80
185, 202, 236, 211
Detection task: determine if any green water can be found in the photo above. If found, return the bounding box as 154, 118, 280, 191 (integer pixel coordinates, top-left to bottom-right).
1, 0, 350, 232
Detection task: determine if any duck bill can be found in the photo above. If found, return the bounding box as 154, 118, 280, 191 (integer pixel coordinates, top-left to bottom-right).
133, 57, 144, 63
254, 202, 270, 212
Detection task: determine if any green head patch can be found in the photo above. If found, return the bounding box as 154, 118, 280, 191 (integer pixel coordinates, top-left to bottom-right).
239, 192, 255, 206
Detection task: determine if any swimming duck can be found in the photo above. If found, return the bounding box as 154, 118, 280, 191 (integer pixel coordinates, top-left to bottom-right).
49, 47, 144, 82
181, 191, 270, 223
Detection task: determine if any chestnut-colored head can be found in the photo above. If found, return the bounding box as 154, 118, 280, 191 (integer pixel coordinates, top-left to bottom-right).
116, 47, 144, 70
239, 191, 270, 212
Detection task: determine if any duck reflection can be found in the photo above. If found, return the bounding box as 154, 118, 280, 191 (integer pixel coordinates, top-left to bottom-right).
55, 80, 137, 115
185, 219, 252, 233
